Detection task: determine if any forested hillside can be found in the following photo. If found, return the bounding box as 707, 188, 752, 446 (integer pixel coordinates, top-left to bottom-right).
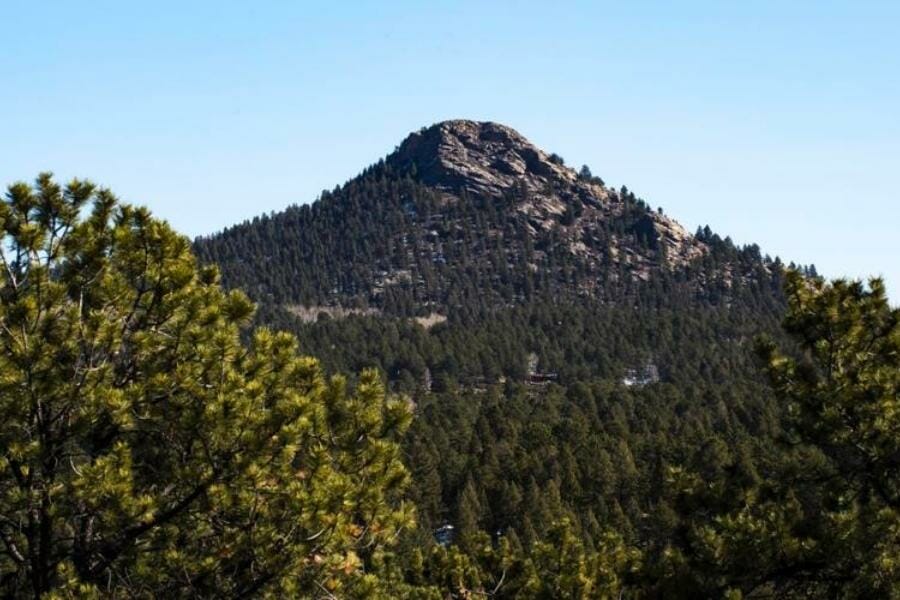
196, 123, 793, 545
195, 121, 754, 316
2, 126, 895, 596
193, 121, 889, 597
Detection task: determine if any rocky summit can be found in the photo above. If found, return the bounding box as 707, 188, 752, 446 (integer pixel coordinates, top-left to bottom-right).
389, 120, 705, 272
388, 120, 578, 198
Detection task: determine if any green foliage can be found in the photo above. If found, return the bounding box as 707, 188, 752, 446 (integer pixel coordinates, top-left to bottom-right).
6, 168, 890, 599
757, 272, 899, 596
665, 272, 900, 598
192, 147, 814, 597
761, 272, 899, 509
365, 523, 639, 599
0, 175, 413, 597
194, 159, 745, 317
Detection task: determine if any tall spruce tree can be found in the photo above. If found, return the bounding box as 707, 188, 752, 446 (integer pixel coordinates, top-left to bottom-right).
0, 175, 413, 598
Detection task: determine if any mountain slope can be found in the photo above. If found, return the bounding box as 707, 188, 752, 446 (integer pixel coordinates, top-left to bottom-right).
195, 120, 759, 318
192, 120, 810, 595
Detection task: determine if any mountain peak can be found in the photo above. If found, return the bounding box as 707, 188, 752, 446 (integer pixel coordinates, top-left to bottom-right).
388, 120, 578, 197
199, 119, 713, 316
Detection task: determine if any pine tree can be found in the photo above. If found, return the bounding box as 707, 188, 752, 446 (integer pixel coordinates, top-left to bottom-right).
667, 272, 900, 598
0, 175, 413, 597
754, 271, 900, 596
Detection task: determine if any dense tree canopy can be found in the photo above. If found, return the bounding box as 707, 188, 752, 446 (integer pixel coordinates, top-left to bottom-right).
659, 272, 900, 598
2, 172, 895, 599
0, 175, 412, 598
248, 270, 898, 598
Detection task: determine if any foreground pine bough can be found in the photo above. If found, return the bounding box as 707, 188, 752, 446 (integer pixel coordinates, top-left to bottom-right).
0, 175, 412, 597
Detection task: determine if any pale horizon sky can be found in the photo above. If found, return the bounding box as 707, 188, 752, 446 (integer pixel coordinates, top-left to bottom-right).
1, 1, 897, 295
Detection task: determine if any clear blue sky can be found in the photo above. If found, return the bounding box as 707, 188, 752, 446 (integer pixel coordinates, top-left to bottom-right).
1, 1, 897, 294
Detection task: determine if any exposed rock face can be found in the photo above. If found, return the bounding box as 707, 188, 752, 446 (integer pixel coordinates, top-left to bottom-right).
389, 120, 576, 198
389, 120, 706, 272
